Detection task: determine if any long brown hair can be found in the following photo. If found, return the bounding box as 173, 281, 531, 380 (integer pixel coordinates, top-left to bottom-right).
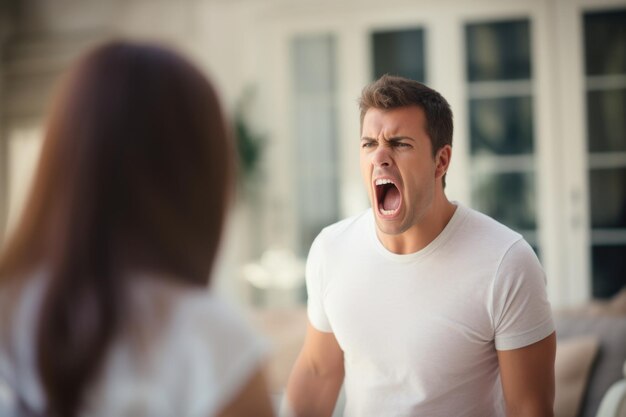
0, 41, 234, 417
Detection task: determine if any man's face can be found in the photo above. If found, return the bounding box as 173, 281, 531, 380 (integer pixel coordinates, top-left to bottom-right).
360, 105, 441, 237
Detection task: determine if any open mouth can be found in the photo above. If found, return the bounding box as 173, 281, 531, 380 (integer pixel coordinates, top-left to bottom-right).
375, 178, 401, 216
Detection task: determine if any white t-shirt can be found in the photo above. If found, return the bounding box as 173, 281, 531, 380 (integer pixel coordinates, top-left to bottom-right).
307, 203, 554, 417
0, 274, 268, 417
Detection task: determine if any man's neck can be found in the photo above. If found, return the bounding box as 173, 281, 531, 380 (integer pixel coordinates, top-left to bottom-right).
377, 197, 457, 255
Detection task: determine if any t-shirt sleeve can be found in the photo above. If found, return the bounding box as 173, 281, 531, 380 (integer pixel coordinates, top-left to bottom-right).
305, 233, 332, 332
491, 239, 555, 351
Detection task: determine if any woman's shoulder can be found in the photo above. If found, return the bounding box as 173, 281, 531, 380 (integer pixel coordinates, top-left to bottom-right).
95, 277, 269, 417
166, 284, 266, 358
129, 276, 262, 351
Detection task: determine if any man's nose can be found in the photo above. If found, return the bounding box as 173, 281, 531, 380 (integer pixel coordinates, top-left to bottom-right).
371, 145, 392, 167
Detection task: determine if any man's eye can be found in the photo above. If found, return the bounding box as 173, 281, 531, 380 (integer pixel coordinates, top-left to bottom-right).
361, 142, 375, 148
394, 142, 410, 148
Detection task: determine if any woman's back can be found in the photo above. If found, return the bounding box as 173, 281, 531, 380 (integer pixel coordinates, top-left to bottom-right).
1, 272, 268, 417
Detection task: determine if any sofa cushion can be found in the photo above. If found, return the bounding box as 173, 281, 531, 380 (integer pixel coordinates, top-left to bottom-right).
555, 315, 626, 417
558, 289, 626, 318
555, 336, 599, 417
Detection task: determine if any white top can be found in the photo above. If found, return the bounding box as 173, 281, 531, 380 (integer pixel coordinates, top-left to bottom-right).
307, 203, 554, 417
0, 274, 268, 417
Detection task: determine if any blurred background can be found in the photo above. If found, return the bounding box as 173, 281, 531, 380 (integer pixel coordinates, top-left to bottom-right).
0, 0, 625, 400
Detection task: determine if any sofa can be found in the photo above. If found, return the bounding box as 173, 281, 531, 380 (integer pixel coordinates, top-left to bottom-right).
554, 289, 626, 417
596, 361, 626, 417
252, 289, 626, 417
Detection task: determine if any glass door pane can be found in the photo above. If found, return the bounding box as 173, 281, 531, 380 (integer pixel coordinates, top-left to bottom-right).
465, 19, 538, 249
584, 9, 626, 298
292, 34, 340, 255
372, 28, 425, 82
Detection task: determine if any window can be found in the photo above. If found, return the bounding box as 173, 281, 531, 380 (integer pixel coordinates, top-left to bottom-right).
583, 9, 626, 298
372, 28, 425, 82
292, 34, 340, 254
465, 19, 538, 248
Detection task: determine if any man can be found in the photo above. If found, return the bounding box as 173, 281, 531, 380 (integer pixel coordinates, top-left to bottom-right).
286, 75, 556, 417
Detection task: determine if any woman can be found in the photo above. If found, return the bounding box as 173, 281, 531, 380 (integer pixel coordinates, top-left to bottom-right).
0, 41, 274, 417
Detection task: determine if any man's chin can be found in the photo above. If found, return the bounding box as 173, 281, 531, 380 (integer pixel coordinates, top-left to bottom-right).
374, 216, 406, 237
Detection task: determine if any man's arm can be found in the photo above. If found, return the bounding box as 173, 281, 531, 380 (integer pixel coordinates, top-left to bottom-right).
285, 321, 344, 417
497, 332, 556, 417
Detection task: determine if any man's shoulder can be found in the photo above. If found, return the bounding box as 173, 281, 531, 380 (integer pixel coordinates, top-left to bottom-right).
456, 204, 524, 252
315, 209, 372, 248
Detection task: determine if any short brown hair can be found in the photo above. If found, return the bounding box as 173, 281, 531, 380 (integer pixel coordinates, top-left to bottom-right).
359, 74, 453, 156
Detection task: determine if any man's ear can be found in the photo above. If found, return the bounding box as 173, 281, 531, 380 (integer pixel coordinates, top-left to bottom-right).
435, 145, 452, 179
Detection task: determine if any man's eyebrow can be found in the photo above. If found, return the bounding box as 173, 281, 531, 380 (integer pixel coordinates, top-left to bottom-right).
388, 136, 415, 142
360, 136, 416, 143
